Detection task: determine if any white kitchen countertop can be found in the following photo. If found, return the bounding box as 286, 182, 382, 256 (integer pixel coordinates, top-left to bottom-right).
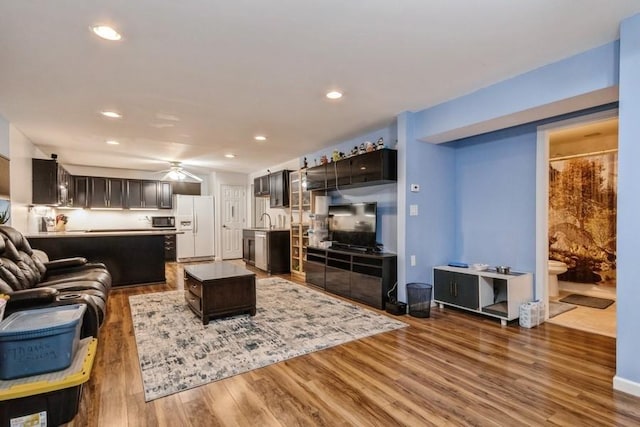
25, 229, 183, 238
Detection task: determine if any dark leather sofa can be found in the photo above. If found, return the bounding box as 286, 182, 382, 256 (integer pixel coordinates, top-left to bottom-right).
0, 225, 111, 338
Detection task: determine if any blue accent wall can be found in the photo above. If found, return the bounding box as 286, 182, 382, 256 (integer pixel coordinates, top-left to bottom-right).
451, 125, 537, 272
413, 41, 619, 142
617, 12, 640, 390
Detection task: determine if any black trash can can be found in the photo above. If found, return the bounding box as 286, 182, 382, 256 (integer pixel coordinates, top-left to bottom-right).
406, 283, 433, 318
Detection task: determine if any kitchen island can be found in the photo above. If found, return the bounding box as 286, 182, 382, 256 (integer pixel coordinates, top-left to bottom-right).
26, 229, 181, 286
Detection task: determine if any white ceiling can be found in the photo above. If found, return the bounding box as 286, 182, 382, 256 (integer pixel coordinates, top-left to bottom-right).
1, 1, 638, 175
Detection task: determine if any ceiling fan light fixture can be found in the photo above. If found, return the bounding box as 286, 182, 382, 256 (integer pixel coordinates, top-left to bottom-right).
162, 161, 204, 182
100, 110, 122, 118
91, 25, 122, 41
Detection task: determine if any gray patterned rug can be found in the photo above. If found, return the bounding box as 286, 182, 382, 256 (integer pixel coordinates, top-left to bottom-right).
129, 277, 408, 401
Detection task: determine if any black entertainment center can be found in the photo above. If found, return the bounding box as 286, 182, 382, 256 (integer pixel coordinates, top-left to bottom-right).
303, 148, 398, 309
305, 246, 397, 309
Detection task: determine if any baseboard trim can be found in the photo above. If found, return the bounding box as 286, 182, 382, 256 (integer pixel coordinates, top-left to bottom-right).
613, 375, 640, 397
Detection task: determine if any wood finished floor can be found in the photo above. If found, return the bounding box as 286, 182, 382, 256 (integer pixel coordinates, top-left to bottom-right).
67, 261, 640, 426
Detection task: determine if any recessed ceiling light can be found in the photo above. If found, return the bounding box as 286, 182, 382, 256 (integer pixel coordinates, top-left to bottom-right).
326, 91, 343, 100
254, 135, 267, 141
91, 25, 122, 41
224, 154, 236, 158
100, 111, 122, 118
105, 140, 120, 145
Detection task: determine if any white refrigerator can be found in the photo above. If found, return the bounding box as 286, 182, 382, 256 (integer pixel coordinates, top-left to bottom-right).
175, 195, 214, 261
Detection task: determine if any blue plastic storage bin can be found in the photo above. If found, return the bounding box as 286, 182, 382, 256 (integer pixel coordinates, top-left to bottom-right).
0, 304, 86, 380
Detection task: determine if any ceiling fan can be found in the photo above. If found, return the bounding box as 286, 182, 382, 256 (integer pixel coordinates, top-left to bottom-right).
158, 161, 203, 182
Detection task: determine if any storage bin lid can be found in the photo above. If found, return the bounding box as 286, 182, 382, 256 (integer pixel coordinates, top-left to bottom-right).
0, 304, 86, 338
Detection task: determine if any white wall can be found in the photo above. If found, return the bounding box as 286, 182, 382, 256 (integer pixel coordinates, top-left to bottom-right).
9, 124, 47, 233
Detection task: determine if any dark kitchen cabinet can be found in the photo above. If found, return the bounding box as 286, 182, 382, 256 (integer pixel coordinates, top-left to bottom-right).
72, 176, 90, 208
269, 170, 291, 208
159, 181, 173, 208
126, 180, 159, 209
305, 164, 326, 191
302, 149, 397, 191
32, 159, 72, 206
253, 175, 270, 197
164, 234, 176, 261
305, 247, 326, 289
433, 269, 479, 310
325, 158, 351, 189
90, 177, 125, 208
350, 149, 397, 185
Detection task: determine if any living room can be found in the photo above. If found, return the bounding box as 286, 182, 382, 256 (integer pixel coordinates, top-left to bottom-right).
2, 2, 640, 425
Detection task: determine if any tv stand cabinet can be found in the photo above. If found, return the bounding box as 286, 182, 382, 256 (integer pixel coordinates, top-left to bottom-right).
305, 246, 397, 309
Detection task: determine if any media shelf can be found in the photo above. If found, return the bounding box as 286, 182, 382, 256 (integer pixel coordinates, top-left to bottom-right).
305, 246, 397, 309
433, 266, 533, 326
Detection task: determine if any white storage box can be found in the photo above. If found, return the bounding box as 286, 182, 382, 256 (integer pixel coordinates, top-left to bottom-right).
519, 300, 545, 328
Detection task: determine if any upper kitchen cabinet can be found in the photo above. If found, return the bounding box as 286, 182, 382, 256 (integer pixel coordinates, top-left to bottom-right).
253, 175, 270, 197
90, 177, 125, 209
158, 181, 173, 209
32, 159, 72, 206
126, 180, 159, 209
269, 170, 291, 208
72, 176, 90, 208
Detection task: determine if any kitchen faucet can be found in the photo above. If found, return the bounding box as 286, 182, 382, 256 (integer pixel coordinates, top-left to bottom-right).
260, 212, 272, 229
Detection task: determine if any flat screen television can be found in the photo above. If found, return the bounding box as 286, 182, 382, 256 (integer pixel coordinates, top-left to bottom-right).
328, 202, 377, 250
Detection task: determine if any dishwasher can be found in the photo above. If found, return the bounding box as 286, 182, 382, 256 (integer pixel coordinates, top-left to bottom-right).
254, 231, 268, 271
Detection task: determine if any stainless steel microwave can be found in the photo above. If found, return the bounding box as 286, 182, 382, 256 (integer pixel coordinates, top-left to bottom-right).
151, 216, 175, 228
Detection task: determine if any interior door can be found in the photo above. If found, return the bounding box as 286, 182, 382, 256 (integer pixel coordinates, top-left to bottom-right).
221, 185, 245, 259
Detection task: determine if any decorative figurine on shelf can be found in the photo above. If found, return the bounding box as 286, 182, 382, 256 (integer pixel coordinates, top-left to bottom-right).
332, 150, 341, 162
303, 157, 308, 169
339, 151, 346, 159
365, 141, 375, 152
376, 137, 385, 150
349, 146, 358, 157
358, 143, 366, 154
320, 155, 328, 165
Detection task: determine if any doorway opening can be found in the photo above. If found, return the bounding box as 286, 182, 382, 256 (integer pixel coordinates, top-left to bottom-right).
536, 110, 618, 337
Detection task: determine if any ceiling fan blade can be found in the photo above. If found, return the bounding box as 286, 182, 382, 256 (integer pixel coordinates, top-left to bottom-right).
180, 169, 204, 182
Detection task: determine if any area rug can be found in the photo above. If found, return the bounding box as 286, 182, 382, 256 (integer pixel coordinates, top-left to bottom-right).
548, 301, 576, 318
559, 293, 615, 309
129, 277, 408, 401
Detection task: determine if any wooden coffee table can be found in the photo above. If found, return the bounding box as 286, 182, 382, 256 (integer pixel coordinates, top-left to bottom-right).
184, 262, 256, 325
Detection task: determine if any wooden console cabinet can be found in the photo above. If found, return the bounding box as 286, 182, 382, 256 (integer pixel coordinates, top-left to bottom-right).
433, 266, 533, 326
305, 246, 397, 309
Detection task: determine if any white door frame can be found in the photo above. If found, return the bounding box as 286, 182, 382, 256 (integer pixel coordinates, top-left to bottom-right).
535, 108, 618, 319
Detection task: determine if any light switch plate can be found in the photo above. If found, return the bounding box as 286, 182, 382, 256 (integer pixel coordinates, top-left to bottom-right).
410, 204, 418, 216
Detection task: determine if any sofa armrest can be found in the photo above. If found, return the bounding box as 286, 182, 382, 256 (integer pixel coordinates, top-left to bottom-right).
44, 257, 88, 270
6, 287, 59, 309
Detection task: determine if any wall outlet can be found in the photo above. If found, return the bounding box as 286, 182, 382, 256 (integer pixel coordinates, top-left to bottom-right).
410, 255, 416, 266
410, 184, 420, 192
409, 204, 418, 216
